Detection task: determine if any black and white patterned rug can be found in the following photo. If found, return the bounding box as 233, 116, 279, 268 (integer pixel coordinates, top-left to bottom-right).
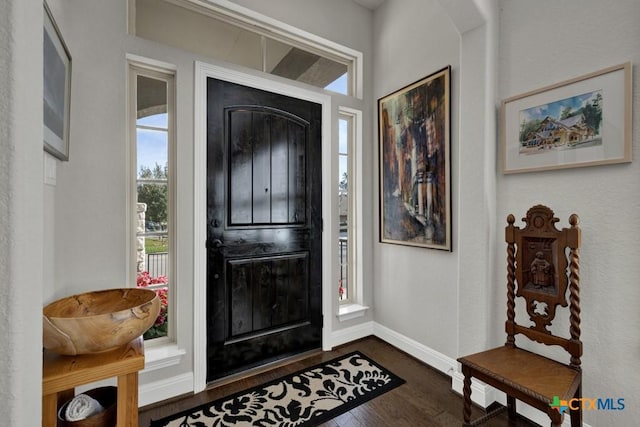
150, 351, 405, 427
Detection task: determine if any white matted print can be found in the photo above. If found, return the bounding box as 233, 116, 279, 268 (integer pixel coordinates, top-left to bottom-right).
502, 62, 631, 174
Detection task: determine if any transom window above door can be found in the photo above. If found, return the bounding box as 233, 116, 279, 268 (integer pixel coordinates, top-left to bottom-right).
129, 0, 361, 97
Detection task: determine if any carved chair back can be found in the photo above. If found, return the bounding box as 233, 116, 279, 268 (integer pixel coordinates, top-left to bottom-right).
505, 204, 582, 369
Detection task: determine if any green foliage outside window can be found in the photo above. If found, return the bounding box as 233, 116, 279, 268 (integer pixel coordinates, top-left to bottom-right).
138, 163, 167, 226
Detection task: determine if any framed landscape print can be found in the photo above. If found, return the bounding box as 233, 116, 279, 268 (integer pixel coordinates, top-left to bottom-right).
44, 2, 72, 161
502, 62, 632, 174
378, 66, 451, 251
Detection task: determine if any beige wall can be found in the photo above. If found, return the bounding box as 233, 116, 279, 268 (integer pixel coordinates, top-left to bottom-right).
0, 0, 44, 424
372, 0, 464, 359
496, 1, 640, 425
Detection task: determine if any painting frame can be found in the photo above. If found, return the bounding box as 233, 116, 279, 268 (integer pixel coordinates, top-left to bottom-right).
502, 62, 632, 174
44, 1, 72, 161
378, 66, 451, 251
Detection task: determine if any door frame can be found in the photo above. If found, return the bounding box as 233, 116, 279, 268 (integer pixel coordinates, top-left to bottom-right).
193, 61, 334, 393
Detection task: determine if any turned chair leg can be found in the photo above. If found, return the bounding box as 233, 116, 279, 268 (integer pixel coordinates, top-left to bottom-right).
548, 407, 563, 427
570, 385, 583, 427
570, 408, 583, 427
462, 373, 473, 426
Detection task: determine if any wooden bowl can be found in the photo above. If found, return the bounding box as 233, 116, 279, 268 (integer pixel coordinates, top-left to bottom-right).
43, 288, 160, 355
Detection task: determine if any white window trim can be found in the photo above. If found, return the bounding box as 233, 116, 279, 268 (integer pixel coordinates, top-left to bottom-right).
126, 54, 185, 367
143, 342, 187, 372
337, 107, 368, 321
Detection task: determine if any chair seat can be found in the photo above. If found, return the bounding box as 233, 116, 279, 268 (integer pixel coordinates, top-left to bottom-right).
458, 346, 581, 405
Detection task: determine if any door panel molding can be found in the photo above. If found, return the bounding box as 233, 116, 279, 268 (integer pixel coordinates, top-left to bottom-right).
225, 106, 308, 227
194, 61, 333, 392
226, 252, 310, 340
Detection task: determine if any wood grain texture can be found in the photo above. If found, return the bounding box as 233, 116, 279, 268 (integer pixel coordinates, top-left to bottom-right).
43, 288, 159, 355
459, 346, 581, 404
42, 337, 144, 427
43, 337, 144, 394
118, 373, 139, 427
458, 206, 582, 427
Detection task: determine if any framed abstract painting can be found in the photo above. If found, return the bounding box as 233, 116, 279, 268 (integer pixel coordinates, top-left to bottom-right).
378, 66, 451, 251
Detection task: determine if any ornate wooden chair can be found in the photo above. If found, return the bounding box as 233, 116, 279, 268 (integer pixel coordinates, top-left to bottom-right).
457, 205, 582, 427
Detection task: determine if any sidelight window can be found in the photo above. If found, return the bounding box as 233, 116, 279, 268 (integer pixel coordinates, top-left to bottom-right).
337, 108, 363, 308
128, 63, 175, 341
336, 107, 367, 318
338, 117, 350, 301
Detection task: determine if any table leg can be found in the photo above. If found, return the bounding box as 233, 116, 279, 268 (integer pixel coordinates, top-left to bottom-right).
42, 393, 58, 427
43, 389, 74, 427
117, 372, 139, 427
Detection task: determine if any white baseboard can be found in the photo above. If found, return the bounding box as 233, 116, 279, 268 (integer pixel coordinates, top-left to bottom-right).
139, 372, 193, 407
451, 371, 497, 408
328, 320, 375, 348
373, 322, 458, 376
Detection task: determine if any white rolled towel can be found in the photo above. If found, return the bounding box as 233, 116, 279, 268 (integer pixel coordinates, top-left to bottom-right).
64, 393, 105, 421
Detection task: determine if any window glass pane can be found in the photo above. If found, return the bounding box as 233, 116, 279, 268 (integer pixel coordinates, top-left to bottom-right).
338, 118, 349, 154
265, 37, 348, 92
264, 37, 292, 75
138, 180, 167, 231
136, 125, 168, 177
135, 73, 169, 340
338, 118, 349, 301
338, 156, 348, 190
137, 113, 168, 128
136, 272, 169, 339
325, 73, 348, 95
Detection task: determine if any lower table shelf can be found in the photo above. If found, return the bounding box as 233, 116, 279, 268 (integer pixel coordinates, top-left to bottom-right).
42, 336, 145, 427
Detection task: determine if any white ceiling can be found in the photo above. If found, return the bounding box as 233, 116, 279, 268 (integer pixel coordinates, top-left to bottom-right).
352, 0, 385, 10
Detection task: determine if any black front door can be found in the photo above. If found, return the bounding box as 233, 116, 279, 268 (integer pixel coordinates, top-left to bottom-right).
206, 78, 322, 382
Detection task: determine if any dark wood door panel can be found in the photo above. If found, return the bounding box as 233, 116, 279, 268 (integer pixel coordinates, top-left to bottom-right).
206, 321, 321, 380
206, 77, 322, 382
228, 253, 309, 338
228, 108, 307, 226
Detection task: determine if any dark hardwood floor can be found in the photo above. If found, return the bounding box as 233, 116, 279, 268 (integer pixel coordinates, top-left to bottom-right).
139, 336, 540, 426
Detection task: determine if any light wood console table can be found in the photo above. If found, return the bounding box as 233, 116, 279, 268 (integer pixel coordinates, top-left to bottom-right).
42, 336, 144, 427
